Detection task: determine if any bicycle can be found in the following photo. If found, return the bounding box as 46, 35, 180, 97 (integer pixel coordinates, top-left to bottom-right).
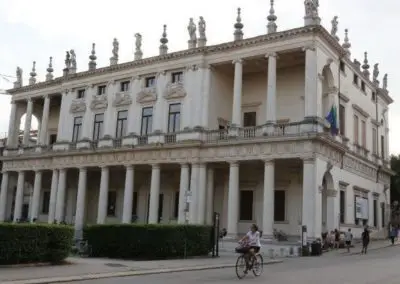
235, 249, 264, 279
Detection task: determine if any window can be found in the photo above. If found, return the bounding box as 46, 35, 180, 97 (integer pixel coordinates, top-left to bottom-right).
168, 103, 181, 133
381, 135, 385, 158
97, 85, 106, 95
339, 61, 345, 72
49, 134, 57, 144
339, 105, 345, 136
381, 202, 385, 227
107, 191, 117, 216
340, 190, 345, 224
174, 191, 179, 219
372, 127, 378, 154
361, 81, 366, 92
140, 107, 153, 135
239, 190, 253, 221
145, 76, 156, 88
41, 192, 50, 214
77, 89, 85, 99
361, 120, 366, 147
353, 115, 359, 144
372, 92, 376, 102
353, 74, 359, 85
72, 116, 83, 142
243, 112, 257, 127
373, 199, 378, 227
92, 113, 104, 141
120, 81, 130, 92
274, 190, 286, 222
171, 72, 183, 83
115, 110, 128, 138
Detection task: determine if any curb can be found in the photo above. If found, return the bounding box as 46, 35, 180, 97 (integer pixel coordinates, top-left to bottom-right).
1, 260, 283, 284
346, 243, 400, 256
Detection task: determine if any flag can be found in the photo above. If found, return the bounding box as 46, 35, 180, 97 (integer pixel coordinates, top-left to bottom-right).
325, 105, 338, 135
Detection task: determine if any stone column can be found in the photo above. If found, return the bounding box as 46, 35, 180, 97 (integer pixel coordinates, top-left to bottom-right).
303, 46, 318, 119
206, 167, 214, 225
48, 169, 59, 223
302, 158, 321, 239
23, 98, 33, 145
97, 166, 109, 224
55, 168, 67, 222
38, 95, 51, 145
75, 167, 87, 235
197, 163, 207, 224
13, 171, 25, 222
7, 102, 17, 147
0, 171, 9, 221
122, 165, 135, 223
189, 163, 199, 223
148, 164, 161, 224
231, 59, 243, 127
262, 160, 275, 238
227, 162, 239, 237
30, 170, 42, 221
201, 65, 212, 127
56, 91, 68, 142
178, 164, 190, 224
265, 53, 277, 124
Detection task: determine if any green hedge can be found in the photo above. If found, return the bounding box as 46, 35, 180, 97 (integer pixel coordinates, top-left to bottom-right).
0, 223, 73, 265
84, 224, 213, 260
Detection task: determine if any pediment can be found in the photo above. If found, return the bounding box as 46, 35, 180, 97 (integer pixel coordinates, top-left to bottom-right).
137, 87, 157, 103
164, 82, 186, 99
70, 99, 86, 113
113, 92, 132, 107
90, 94, 108, 110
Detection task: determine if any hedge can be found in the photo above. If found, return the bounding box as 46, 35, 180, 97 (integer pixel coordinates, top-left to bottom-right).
84, 224, 213, 260
0, 223, 73, 265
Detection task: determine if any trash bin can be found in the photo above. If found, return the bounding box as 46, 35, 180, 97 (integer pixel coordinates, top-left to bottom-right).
310, 240, 322, 256
301, 244, 310, 256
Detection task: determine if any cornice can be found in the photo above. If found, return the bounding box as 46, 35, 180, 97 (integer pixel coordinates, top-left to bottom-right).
352, 104, 370, 118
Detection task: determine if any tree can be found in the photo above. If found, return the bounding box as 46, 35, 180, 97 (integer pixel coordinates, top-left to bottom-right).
390, 155, 400, 224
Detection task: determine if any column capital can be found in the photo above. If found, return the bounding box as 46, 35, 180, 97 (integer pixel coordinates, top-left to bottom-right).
26, 97, 32, 103
264, 159, 274, 166
10, 100, 16, 105
199, 163, 207, 168
34, 170, 42, 174
43, 94, 50, 100
151, 164, 160, 170
125, 164, 134, 170
1, 170, 9, 175
78, 167, 87, 172
265, 52, 278, 59
303, 157, 315, 163
99, 165, 109, 170
232, 58, 243, 65
302, 45, 316, 52
229, 161, 239, 167
180, 163, 189, 168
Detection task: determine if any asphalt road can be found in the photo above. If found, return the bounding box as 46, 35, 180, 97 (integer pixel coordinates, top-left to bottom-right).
72, 245, 400, 284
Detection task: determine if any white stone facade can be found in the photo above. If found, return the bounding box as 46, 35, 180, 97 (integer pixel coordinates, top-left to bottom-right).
0, 13, 393, 240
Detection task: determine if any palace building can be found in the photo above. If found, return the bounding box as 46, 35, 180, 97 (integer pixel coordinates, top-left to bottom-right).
0, 0, 393, 240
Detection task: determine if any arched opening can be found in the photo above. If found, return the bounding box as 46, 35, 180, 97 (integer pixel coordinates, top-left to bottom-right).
321, 171, 334, 232
321, 65, 335, 117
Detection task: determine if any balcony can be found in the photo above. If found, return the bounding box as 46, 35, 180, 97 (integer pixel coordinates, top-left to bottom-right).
2, 120, 327, 157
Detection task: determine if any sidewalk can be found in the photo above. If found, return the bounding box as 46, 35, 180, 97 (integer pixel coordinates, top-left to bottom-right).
322, 239, 398, 257
0, 253, 282, 284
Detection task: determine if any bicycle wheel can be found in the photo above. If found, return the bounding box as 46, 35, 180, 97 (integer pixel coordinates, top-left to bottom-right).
235, 255, 247, 279
252, 254, 264, 277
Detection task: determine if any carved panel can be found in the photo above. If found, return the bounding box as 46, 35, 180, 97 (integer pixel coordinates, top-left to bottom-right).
137, 87, 157, 103
113, 92, 132, 107
164, 82, 186, 99
70, 99, 86, 113
90, 94, 108, 110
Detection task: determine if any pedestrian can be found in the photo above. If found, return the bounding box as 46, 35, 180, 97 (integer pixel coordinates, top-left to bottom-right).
361, 227, 370, 254
344, 228, 353, 252
334, 229, 340, 249
390, 226, 397, 245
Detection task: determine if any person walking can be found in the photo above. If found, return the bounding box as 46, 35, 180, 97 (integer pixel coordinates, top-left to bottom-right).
390, 226, 397, 245
361, 227, 370, 254
344, 228, 353, 252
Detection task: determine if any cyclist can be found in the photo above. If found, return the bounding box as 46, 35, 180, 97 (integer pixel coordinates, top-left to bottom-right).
239, 224, 261, 273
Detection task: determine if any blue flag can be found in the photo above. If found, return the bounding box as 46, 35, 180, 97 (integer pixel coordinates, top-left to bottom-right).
325, 105, 338, 135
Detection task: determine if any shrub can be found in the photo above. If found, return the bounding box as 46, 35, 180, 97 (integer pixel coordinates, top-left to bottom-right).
0, 223, 73, 265
84, 224, 213, 260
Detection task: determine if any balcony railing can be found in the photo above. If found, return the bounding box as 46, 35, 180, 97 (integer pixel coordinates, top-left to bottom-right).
3, 120, 326, 157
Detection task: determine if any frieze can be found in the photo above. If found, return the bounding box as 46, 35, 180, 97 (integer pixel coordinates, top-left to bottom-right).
164, 82, 186, 99
137, 87, 157, 104
113, 92, 132, 107
70, 99, 86, 113
90, 94, 108, 110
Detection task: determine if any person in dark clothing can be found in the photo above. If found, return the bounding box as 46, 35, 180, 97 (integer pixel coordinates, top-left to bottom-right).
334, 229, 340, 249
361, 227, 370, 254
390, 226, 397, 245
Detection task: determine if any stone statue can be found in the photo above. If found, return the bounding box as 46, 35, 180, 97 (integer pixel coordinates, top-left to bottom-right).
70, 49, 77, 69
304, 0, 319, 18
198, 16, 206, 39
65, 51, 71, 68
373, 63, 379, 81
331, 16, 338, 36
187, 18, 197, 41
135, 33, 142, 50
16, 67, 22, 84
383, 73, 388, 90
112, 38, 119, 59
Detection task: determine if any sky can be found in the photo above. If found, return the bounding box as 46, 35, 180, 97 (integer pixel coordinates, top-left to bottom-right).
0, 0, 398, 152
